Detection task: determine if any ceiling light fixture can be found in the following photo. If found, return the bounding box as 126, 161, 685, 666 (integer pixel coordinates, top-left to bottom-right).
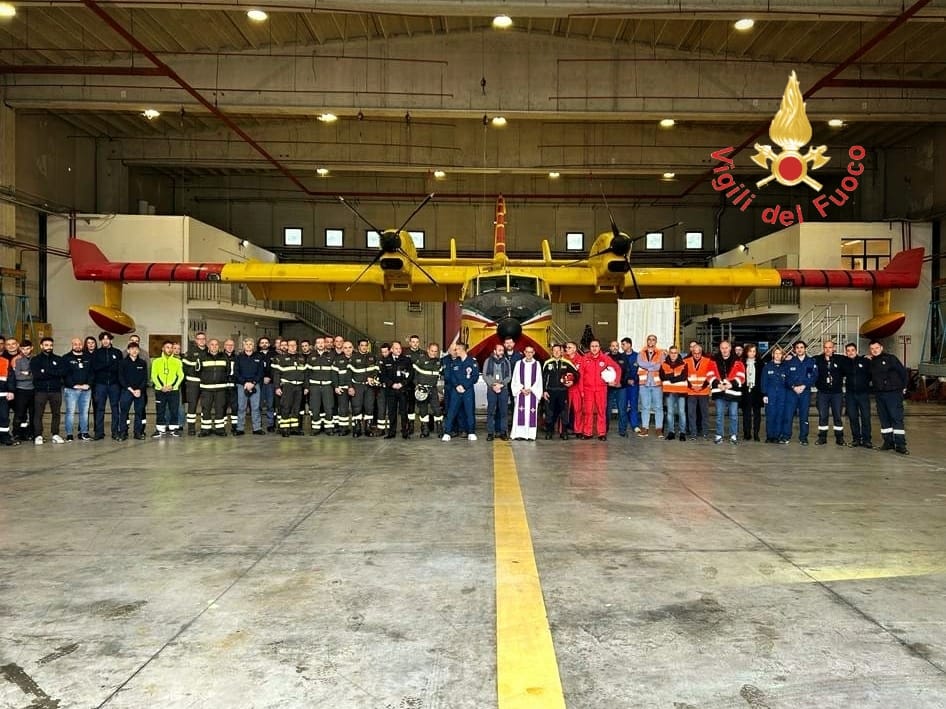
662, 172, 676, 180
828, 118, 845, 128
548, 171, 561, 179
491, 116, 507, 127
433, 170, 446, 179
316, 168, 329, 177
0, 3, 15, 18
317, 113, 337, 123
659, 118, 675, 128
142, 108, 161, 120
734, 18, 755, 31
246, 9, 268, 22
492, 15, 513, 29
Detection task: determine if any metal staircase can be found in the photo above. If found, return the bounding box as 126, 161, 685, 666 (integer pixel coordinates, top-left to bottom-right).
768, 304, 860, 357
549, 322, 571, 347
281, 300, 374, 345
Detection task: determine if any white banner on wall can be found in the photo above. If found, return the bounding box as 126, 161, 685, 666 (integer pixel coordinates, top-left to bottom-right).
617, 297, 680, 351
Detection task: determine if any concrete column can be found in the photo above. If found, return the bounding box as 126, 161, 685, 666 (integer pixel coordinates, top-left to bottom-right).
0, 102, 14, 245
96, 137, 129, 213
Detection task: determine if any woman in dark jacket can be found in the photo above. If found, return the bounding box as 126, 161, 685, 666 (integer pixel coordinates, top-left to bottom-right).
741, 343, 764, 441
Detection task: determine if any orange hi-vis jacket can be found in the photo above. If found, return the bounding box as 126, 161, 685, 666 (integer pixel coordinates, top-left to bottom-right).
637, 348, 664, 387
660, 357, 688, 395
684, 354, 716, 397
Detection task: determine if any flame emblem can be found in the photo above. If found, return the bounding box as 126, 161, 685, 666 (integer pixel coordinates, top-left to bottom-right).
751, 71, 830, 191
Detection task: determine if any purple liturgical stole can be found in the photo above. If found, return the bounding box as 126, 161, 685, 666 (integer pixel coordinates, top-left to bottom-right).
516, 360, 538, 428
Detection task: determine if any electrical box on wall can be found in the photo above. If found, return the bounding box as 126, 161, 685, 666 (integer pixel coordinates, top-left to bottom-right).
407, 302, 422, 313
567, 303, 583, 314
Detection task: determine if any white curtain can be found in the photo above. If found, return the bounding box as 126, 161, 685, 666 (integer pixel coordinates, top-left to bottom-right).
617, 297, 679, 351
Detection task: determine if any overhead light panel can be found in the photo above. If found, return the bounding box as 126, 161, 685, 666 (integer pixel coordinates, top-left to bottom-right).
548, 171, 561, 179
0, 3, 16, 18
433, 170, 446, 179
491, 116, 507, 127
662, 172, 676, 180
828, 118, 845, 128
142, 108, 160, 120
247, 9, 268, 21
734, 18, 755, 31
316, 167, 329, 177
659, 118, 675, 128
492, 15, 513, 29
317, 113, 338, 123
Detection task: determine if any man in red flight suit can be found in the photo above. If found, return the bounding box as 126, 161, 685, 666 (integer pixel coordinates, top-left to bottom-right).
564, 341, 584, 435
578, 339, 620, 441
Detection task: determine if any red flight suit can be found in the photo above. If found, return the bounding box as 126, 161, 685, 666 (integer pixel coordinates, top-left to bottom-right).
578, 350, 619, 437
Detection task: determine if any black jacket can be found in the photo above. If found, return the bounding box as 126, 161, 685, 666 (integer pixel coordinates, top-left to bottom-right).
62, 350, 93, 388
870, 352, 908, 393
119, 355, 149, 390
842, 355, 872, 394
814, 353, 845, 393
379, 354, 413, 389
31, 351, 64, 393
92, 345, 123, 386
235, 352, 266, 385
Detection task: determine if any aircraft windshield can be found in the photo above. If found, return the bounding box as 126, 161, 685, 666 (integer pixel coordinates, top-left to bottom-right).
508, 275, 540, 295
477, 276, 506, 294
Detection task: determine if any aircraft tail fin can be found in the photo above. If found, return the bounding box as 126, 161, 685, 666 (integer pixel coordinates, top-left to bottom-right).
493, 195, 506, 261
883, 247, 924, 275
70, 238, 111, 278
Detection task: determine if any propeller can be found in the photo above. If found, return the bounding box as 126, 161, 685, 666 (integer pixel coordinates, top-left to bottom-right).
338, 193, 438, 291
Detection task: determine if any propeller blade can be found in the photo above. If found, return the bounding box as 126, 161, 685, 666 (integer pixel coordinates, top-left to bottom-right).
600, 188, 621, 241
345, 251, 385, 293
337, 196, 384, 237
395, 193, 435, 234
628, 264, 643, 299
398, 249, 438, 285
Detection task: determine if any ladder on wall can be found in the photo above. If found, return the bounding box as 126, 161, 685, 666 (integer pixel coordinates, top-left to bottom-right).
0, 267, 35, 341
283, 300, 374, 346
769, 304, 860, 357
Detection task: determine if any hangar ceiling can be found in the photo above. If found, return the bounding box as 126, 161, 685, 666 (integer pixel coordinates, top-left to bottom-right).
1, 0, 945, 200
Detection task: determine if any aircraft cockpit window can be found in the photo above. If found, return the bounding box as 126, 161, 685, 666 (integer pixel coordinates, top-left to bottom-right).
508, 275, 539, 295
477, 276, 506, 294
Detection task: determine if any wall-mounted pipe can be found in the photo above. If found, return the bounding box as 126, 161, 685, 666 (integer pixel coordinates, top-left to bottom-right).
0, 65, 166, 76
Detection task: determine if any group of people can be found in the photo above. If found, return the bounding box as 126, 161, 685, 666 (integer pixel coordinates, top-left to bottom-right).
0, 328, 910, 453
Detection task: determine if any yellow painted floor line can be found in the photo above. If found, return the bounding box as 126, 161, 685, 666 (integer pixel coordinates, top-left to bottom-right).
494, 442, 567, 709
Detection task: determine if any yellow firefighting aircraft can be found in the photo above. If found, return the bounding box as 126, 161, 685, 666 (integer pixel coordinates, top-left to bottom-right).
70, 194, 923, 359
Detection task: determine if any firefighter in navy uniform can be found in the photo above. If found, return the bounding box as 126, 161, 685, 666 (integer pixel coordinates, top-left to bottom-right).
332, 341, 355, 436
197, 339, 230, 437
868, 339, 909, 454
117, 342, 149, 440
412, 342, 443, 438
349, 339, 379, 438
814, 340, 846, 446
308, 338, 336, 435
271, 339, 307, 437
182, 332, 207, 435
542, 344, 580, 439
842, 342, 873, 448
222, 338, 239, 433
403, 335, 424, 435
379, 341, 414, 439
0, 353, 14, 445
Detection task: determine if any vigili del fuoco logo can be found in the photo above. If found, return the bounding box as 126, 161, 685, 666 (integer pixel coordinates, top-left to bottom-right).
710, 71, 866, 227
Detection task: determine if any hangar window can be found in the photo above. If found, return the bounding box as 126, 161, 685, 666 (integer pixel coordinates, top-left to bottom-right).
283, 226, 303, 246
645, 231, 664, 250
409, 230, 425, 249
366, 230, 381, 248
842, 238, 890, 270
325, 228, 344, 247
685, 231, 704, 250
565, 232, 584, 251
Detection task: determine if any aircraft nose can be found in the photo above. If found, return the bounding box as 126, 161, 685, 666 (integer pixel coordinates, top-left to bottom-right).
496, 318, 522, 341
611, 233, 631, 256
380, 231, 401, 251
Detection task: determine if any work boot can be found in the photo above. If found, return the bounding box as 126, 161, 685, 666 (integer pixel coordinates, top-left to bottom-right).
352, 425, 361, 438
338, 427, 350, 437
816, 434, 827, 445
895, 444, 909, 455
420, 424, 429, 438
187, 425, 196, 436
880, 434, 895, 451
835, 433, 845, 446
408, 421, 415, 435
435, 422, 444, 437
364, 423, 375, 437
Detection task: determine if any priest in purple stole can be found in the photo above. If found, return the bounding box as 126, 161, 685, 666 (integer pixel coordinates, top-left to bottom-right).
511, 347, 544, 440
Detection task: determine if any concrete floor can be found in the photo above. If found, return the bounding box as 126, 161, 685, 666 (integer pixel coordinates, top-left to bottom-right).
2, 409, 946, 709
